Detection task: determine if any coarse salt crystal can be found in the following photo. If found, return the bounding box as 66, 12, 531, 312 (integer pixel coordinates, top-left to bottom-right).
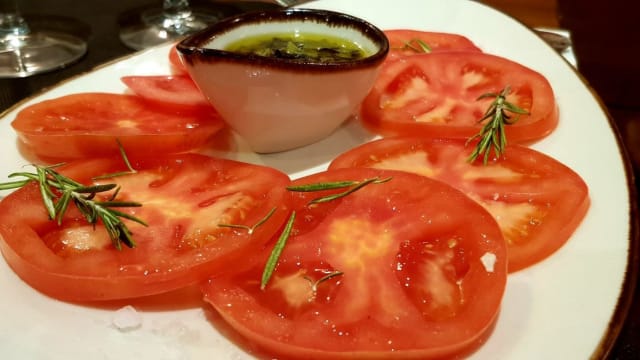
112, 305, 142, 331
480, 252, 497, 273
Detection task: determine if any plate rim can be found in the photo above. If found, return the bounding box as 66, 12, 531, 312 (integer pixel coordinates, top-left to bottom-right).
468, 1, 640, 357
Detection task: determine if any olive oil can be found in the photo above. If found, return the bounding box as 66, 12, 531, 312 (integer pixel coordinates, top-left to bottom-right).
225, 33, 369, 63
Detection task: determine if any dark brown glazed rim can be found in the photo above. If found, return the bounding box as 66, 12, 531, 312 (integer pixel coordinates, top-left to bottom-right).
177, 8, 389, 72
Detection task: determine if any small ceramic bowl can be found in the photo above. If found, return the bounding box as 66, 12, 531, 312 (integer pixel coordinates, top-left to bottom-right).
177, 8, 389, 153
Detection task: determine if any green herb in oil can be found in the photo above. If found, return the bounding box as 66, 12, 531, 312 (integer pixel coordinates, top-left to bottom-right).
225, 32, 369, 63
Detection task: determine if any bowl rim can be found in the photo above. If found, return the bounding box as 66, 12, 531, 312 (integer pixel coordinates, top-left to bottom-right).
176, 8, 389, 72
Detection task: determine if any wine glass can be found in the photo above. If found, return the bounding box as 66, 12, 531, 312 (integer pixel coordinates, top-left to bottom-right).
119, 0, 224, 50
0, 2, 87, 78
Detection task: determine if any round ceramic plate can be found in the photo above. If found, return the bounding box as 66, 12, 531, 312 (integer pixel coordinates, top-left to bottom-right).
0, 0, 635, 359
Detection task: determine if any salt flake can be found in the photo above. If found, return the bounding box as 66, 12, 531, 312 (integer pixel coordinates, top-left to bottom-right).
112, 305, 142, 332
480, 252, 497, 273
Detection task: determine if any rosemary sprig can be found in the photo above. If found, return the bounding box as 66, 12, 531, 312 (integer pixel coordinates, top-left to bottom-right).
218, 207, 277, 234
0, 164, 147, 250
287, 176, 392, 204
261, 211, 296, 290
466, 86, 529, 164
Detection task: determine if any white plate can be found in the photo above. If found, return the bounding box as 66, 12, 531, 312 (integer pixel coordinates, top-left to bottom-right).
0, 0, 634, 359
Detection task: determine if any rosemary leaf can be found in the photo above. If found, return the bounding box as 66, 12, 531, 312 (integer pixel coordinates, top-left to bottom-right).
0, 179, 31, 190
36, 166, 56, 219
308, 177, 392, 204
305, 271, 344, 293
74, 184, 118, 194
261, 211, 296, 290
218, 207, 277, 235
102, 208, 147, 226
54, 191, 72, 225
97, 200, 144, 208
116, 223, 136, 249
117, 139, 136, 173
287, 177, 391, 205
286, 180, 360, 192
399, 38, 431, 53
92, 139, 138, 180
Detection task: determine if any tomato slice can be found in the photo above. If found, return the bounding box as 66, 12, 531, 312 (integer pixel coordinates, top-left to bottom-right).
0, 153, 290, 301
11, 93, 224, 163
121, 75, 211, 108
203, 167, 507, 359
385, 29, 482, 62
169, 44, 188, 74
360, 52, 558, 143
329, 137, 590, 272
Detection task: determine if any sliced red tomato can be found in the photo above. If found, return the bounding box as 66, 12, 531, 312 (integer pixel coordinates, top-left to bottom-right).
0, 153, 290, 301
121, 75, 211, 108
329, 137, 590, 272
203, 167, 507, 359
360, 52, 558, 143
11, 92, 224, 163
385, 29, 482, 62
169, 44, 188, 74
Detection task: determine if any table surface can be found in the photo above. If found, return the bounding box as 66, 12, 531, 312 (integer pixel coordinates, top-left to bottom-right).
1, 1, 639, 359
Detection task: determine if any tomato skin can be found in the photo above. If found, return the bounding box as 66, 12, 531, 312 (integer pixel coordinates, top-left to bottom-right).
0, 153, 290, 301
329, 136, 590, 272
11, 93, 224, 164
385, 29, 482, 62
203, 168, 507, 359
360, 52, 558, 143
121, 75, 211, 108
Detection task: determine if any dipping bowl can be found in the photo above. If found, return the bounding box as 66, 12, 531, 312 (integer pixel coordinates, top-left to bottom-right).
177, 8, 389, 153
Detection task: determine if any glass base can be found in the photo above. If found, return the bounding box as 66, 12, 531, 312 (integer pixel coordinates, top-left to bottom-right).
119, 8, 222, 51
0, 31, 87, 78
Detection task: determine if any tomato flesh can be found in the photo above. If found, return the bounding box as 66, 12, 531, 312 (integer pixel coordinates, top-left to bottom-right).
11, 93, 224, 163
329, 137, 590, 272
121, 75, 212, 108
203, 168, 507, 359
0, 153, 290, 301
360, 52, 558, 143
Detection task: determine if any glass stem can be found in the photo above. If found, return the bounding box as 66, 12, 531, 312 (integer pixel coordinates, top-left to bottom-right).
0, 7, 31, 53
163, 0, 192, 21
0, 10, 30, 72
0, 13, 30, 37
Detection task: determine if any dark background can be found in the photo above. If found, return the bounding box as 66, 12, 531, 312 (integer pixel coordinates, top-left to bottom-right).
0, 0, 278, 109
1, 1, 639, 359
